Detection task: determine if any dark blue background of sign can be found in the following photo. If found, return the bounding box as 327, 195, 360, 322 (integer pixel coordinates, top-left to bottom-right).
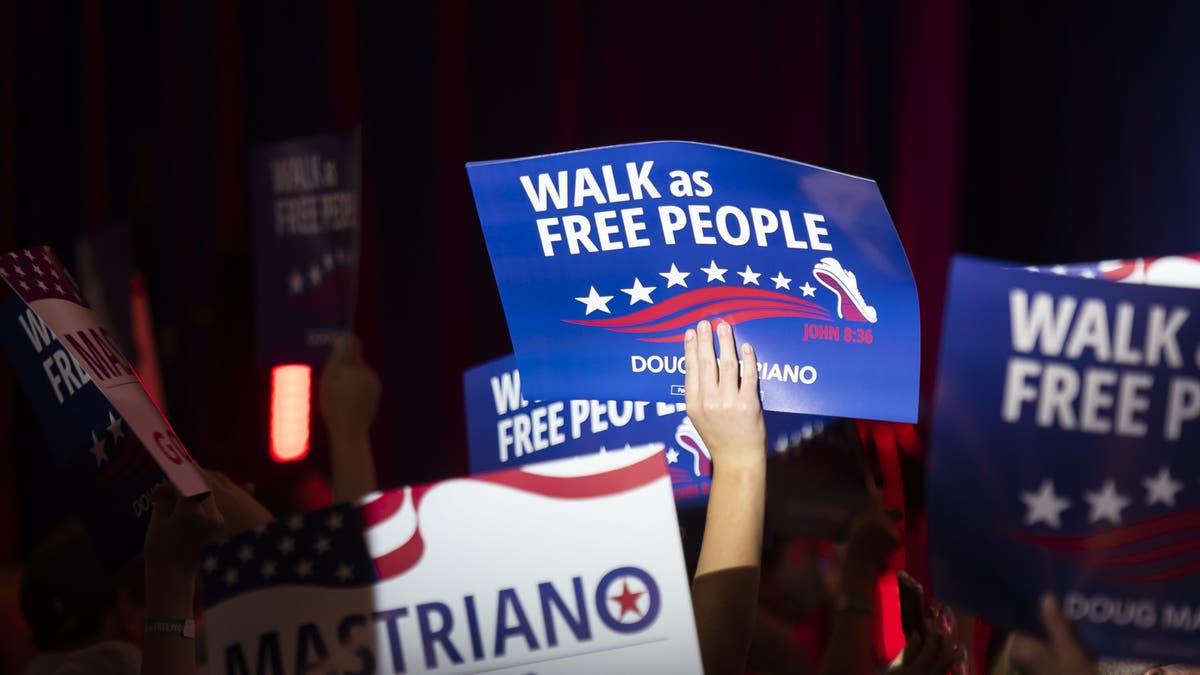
467, 141, 920, 422
252, 129, 361, 368
464, 354, 831, 509
927, 256, 1200, 663
0, 294, 164, 565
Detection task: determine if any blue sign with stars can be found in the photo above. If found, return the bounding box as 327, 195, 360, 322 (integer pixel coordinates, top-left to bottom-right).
466, 141, 920, 421
0, 290, 165, 565
252, 129, 361, 368
463, 353, 832, 508
927, 255, 1200, 664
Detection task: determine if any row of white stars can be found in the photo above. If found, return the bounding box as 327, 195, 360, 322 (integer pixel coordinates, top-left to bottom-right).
288, 249, 352, 295
1021, 467, 1187, 529
577, 261, 818, 315
1027, 264, 1098, 278
87, 411, 126, 466
205, 511, 351, 586
206, 555, 355, 586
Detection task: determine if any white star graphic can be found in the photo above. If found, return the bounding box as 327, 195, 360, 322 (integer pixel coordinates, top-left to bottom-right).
1084, 480, 1131, 525
621, 278, 656, 305
575, 286, 614, 315
287, 515, 304, 531
260, 560, 277, 579
769, 272, 792, 290
288, 271, 304, 295
53, 283, 63, 294
47, 267, 58, 279
1051, 265, 1068, 275
17, 280, 27, 290
36, 279, 47, 291
1020, 479, 1071, 529
1143, 467, 1183, 507
737, 265, 762, 286
295, 560, 314, 579
223, 569, 238, 587
659, 263, 690, 288
1080, 269, 1096, 278
12, 265, 23, 276
336, 564, 354, 582
88, 431, 109, 466
774, 434, 790, 453
238, 545, 254, 562
799, 282, 816, 297
203, 555, 218, 573
314, 536, 331, 555
665, 448, 679, 464
326, 513, 344, 531
701, 260, 728, 283
22, 249, 34, 260
323, 253, 334, 270
278, 536, 296, 555
308, 265, 322, 286
106, 411, 124, 442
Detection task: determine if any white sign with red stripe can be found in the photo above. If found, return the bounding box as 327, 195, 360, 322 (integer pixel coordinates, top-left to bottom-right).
202, 444, 703, 674
0, 246, 209, 496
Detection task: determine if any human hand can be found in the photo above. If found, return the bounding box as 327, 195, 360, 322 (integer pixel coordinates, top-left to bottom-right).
318, 334, 381, 443
1008, 595, 1098, 675
204, 469, 274, 538
890, 617, 961, 675
682, 320, 766, 474
143, 483, 224, 580
843, 486, 901, 583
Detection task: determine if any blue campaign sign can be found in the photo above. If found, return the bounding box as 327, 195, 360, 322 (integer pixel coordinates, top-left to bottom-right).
926, 255, 1200, 664
252, 128, 361, 368
464, 354, 830, 508
466, 141, 919, 422
0, 292, 165, 565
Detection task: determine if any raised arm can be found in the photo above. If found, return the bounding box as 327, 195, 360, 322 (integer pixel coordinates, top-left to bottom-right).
686, 319, 768, 675
319, 334, 382, 502
141, 485, 224, 675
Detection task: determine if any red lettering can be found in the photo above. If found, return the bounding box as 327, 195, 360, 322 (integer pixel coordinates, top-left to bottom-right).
92, 328, 132, 377
63, 332, 113, 380
153, 431, 185, 465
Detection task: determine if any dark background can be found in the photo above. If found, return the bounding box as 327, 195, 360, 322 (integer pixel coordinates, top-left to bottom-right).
1, 0, 1198, 562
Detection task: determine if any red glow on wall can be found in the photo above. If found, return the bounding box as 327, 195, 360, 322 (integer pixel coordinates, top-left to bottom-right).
270, 365, 311, 462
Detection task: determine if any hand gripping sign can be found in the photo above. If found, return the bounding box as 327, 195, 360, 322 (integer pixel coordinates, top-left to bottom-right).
466, 141, 920, 422
202, 445, 704, 674
0, 247, 209, 496
926, 254, 1200, 664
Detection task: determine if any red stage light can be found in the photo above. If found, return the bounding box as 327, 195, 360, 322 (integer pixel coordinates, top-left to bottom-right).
270, 365, 311, 462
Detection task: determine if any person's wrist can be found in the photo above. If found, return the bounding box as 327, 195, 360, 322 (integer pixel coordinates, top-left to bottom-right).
711, 449, 766, 478
145, 569, 197, 617
841, 560, 881, 593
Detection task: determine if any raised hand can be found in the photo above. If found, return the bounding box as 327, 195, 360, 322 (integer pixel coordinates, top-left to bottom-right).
685, 319, 767, 675
683, 319, 766, 474
1008, 595, 1098, 675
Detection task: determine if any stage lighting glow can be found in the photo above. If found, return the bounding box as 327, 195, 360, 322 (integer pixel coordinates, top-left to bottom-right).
270, 364, 311, 462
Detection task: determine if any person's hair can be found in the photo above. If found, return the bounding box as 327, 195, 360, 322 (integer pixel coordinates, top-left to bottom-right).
51, 640, 141, 675
18, 517, 117, 650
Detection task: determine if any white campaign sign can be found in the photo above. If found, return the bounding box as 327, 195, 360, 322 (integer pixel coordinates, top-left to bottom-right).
203, 444, 703, 674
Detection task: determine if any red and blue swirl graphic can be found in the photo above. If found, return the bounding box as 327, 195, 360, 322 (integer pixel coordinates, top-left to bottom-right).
1016, 508, 1200, 585
566, 286, 833, 343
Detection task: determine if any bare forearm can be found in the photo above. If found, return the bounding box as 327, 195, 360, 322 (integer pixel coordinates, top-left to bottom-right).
817, 566, 877, 675
692, 459, 765, 675
330, 431, 378, 503
142, 571, 197, 675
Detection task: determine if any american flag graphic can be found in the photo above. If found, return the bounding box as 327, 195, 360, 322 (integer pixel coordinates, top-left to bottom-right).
1013, 469, 1200, 585
1027, 253, 1200, 289
564, 256, 877, 343
0, 246, 88, 305
203, 450, 667, 606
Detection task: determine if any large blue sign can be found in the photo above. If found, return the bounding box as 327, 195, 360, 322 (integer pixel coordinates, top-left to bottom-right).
0, 291, 164, 565
927, 255, 1200, 664
464, 354, 830, 508
466, 141, 919, 422
252, 129, 361, 368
